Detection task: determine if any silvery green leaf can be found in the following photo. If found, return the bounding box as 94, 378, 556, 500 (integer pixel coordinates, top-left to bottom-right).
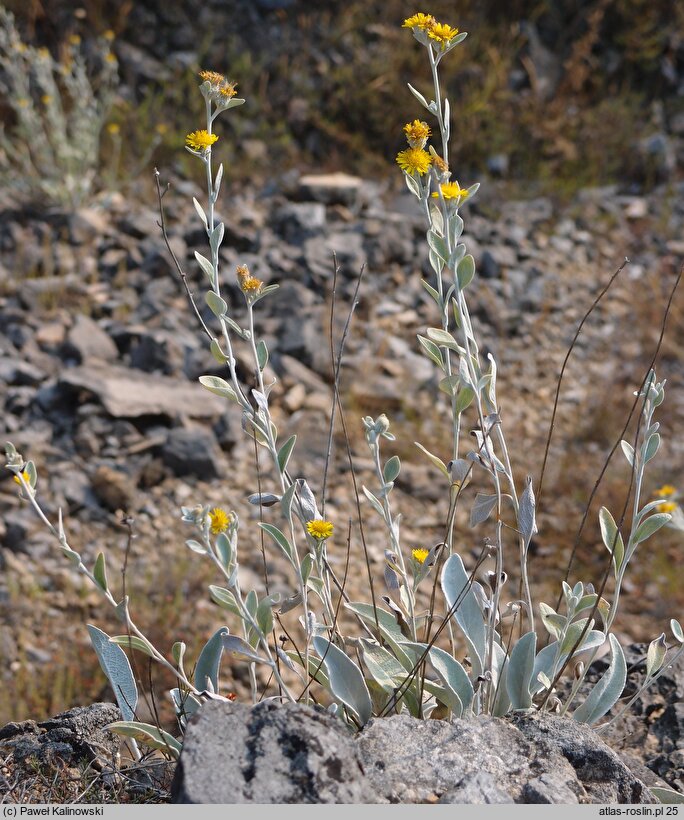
650, 787, 684, 804
441, 554, 486, 676
256, 339, 268, 371
519, 476, 537, 544
222, 634, 267, 664
427, 230, 448, 264
109, 635, 156, 657
286, 650, 330, 688
192, 197, 208, 229
108, 722, 182, 759
225, 316, 248, 339
216, 532, 234, 568
643, 432, 660, 463
195, 627, 227, 692
185, 539, 206, 555
295, 479, 318, 522
300, 553, 314, 585
194, 251, 215, 284
362, 486, 386, 518
251, 389, 269, 414
25, 461, 37, 488
277, 435, 297, 473
344, 602, 405, 644
448, 244, 467, 270
279, 592, 302, 615
169, 688, 201, 725
280, 482, 297, 521
199, 375, 238, 402
451, 214, 464, 243
407, 82, 430, 110
451, 31, 468, 46
598, 507, 625, 572
423, 643, 473, 714
312, 637, 372, 726
426, 327, 461, 351
620, 440, 635, 466
560, 618, 594, 655
209, 585, 241, 617
383, 456, 401, 484
214, 163, 224, 198
93, 552, 107, 592
439, 375, 460, 396
205, 291, 227, 317
429, 203, 444, 234
251, 283, 280, 305
417, 335, 444, 368
531, 632, 606, 696
210, 338, 229, 364
646, 633, 667, 678
248, 492, 280, 507
539, 602, 564, 640
487, 354, 498, 405
443, 97, 451, 140
632, 513, 671, 545
573, 634, 626, 725
506, 631, 537, 709
420, 278, 443, 309
87, 624, 138, 722
457, 254, 475, 290
221, 97, 245, 110
256, 595, 276, 636
210, 222, 224, 254
429, 248, 444, 276
491, 642, 511, 717
455, 386, 475, 414
259, 523, 296, 566
470, 493, 498, 527
466, 182, 480, 199
414, 442, 450, 478
245, 589, 258, 621
671, 619, 684, 644
448, 458, 470, 486
359, 639, 407, 692
458, 355, 473, 388
404, 172, 421, 198
400, 641, 463, 716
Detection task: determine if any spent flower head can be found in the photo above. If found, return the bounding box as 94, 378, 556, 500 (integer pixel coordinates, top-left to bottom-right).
404, 119, 431, 148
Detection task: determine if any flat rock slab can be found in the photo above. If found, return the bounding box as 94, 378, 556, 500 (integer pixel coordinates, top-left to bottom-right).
171, 701, 657, 804
59, 364, 225, 419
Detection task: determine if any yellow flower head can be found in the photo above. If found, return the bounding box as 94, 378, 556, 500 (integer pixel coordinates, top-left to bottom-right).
199, 70, 226, 86
402, 13, 435, 31
186, 129, 219, 152
396, 147, 432, 176
41, 94, 52, 105
404, 119, 431, 148
209, 507, 232, 535
13, 469, 30, 487
37, 47, 50, 59
68, 34, 81, 46
432, 181, 469, 200
412, 548, 430, 564
240, 276, 263, 294
306, 520, 334, 540
103, 30, 116, 41
428, 22, 460, 48
106, 122, 120, 135
657, 501, 678, 514
105, 53, 117, 64
654, 484, 676, 498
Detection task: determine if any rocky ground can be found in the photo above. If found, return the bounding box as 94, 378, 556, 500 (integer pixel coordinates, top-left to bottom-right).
1, 165, 684, 746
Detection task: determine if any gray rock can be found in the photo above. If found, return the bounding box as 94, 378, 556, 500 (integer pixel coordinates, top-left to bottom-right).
274, 201, 326, 243
298, 172, 364, 206
171, 700, 375, 804
439, 771, 514, 804
63, 314, 119, 364
162, 426, 224, 478
58, 364, 225, 419
0, 703, 121, 767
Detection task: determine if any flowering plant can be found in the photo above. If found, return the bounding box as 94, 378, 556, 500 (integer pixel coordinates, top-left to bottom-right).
5, 13, 684, 769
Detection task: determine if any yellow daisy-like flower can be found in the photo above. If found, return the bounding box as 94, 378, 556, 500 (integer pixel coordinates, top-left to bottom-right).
103, 30, 116, 41
396, 147, 432, 176
428, 22, 460, 48
654, 484, 676, 498
306, 520, 334, 540
432, 181, 469, 200
657, 501, 678, 514
41, 94, 52, 105
404, 119, 431, 148
200, 70, 226, 85
412, 548, 430, 564
208, 507, 232, 535
106, 122, 120, 135
240, 276, 263, 294
186, 129, 219, 152
402, 13, 435, 30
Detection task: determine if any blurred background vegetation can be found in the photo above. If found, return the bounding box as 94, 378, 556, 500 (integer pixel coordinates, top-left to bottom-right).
2, 0, 683, 200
